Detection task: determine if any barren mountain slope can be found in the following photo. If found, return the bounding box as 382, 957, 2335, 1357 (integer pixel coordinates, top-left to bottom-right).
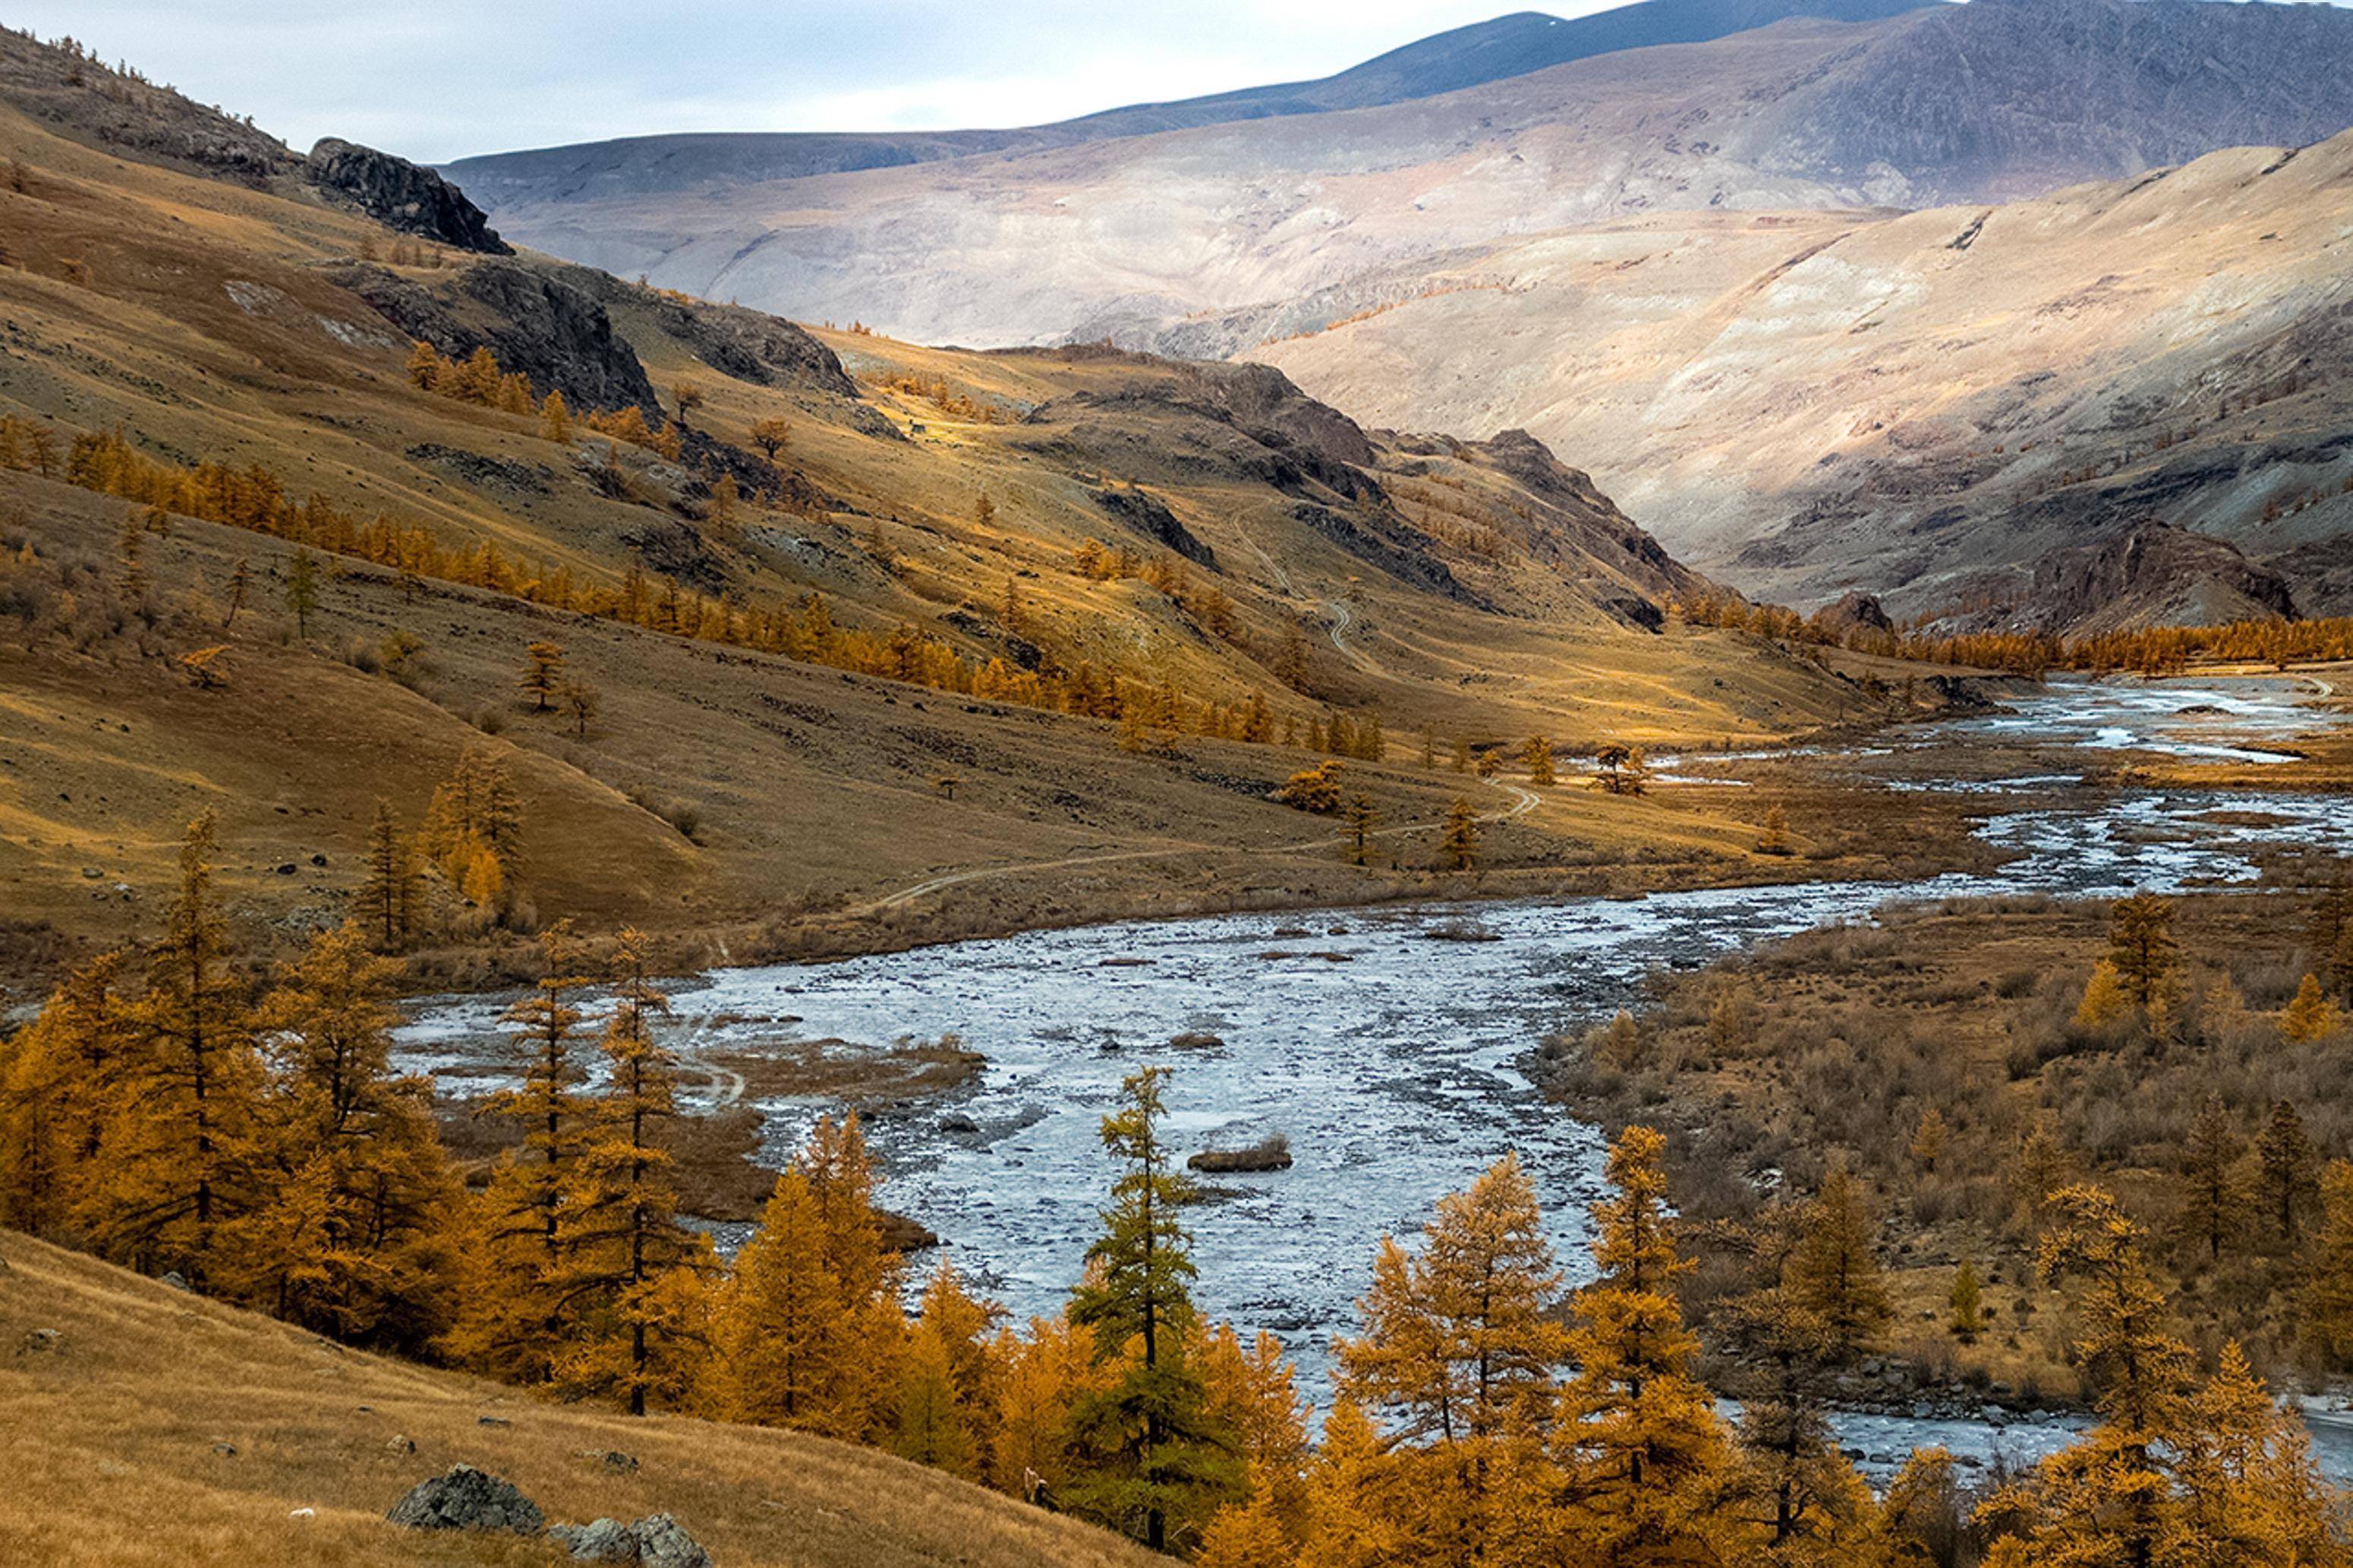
1252, 132, 2353, 616
455, 0, 2353, 348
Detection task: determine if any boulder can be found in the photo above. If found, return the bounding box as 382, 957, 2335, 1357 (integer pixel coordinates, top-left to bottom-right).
385, 1466, 544, 1534
550, 1514, 711, 1566
306, 138, 510, 253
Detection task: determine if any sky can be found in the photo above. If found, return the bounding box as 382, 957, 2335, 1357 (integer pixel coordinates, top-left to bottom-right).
16, 0, 1674, 165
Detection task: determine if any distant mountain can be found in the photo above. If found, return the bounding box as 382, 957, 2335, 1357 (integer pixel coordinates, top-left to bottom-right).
447, 0, 2353, 354
440, 0, 1941, 206
1252, 131, 2353, 619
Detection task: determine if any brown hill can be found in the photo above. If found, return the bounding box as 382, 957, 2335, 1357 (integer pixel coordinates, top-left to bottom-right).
0, 1229, 1160, 1568
0, 32, 1924, 1000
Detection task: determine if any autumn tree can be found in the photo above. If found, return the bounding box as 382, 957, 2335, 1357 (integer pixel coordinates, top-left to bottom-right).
2282, 974, 2340, 1043
2256, 1100, 2318, 1243
1950, 1260, 1984, 1341
518, 640, 565, 713
1556, 1126, 1741, 1563
669, 379, 704, 429
1334, 1153, 1565, 1566
750, 416, 792, 462
285, 547, 320, 638
1065, 1066, 1236, 1551
2303, 1162, 2353, 1370
1272, 760, 1346, 815
2176, 1097, 2251, 1262
1523, 735, 1555, 787
0, 952, 131, 1238
1787, 1160, 1893, 1363
234, 924, 456, 1348
540, 390, 573, 443
2106, 890, 2180, 1013
354, 801, 421, 952
222, 557, 252, 628
559, 679, 600, 739
1759, 804, 1794, 856
1439, 798, 1479, 871
551, 932, 712, 1414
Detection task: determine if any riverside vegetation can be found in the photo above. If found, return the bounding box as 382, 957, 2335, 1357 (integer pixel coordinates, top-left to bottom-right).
5, 814, 2352, 1564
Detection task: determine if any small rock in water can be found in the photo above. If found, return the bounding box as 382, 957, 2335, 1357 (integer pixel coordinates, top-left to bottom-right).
938, 1113, 981, 1135
386, 1465, 543, 1534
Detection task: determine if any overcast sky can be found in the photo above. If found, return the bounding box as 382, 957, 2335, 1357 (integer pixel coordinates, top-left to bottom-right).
11, 0, 1818, 163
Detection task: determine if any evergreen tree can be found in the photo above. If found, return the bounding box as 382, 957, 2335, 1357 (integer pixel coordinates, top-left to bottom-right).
1066, 1066, 1236, 1551
284, 547, 320, 638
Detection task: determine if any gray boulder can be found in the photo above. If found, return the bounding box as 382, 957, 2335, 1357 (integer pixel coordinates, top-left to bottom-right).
385, 1465, 544, 1534
550, 1514, 711, 1566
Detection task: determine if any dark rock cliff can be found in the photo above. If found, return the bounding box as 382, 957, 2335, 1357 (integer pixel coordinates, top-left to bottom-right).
306, 138, 511, 253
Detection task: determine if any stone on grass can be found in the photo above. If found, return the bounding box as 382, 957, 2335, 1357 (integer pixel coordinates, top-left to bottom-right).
385, 1465, 543, 1534
550, 1514, 710, 1566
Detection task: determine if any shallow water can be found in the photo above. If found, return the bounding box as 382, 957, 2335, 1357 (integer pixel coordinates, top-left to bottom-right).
396, 676, 2350, 1478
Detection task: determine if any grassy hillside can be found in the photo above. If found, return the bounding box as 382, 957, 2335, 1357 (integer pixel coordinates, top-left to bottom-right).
0, 35, 1970, 999
0, 1229, 1161, 1567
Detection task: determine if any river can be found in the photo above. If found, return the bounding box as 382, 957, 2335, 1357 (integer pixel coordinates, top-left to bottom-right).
396, 675, 2351, 1481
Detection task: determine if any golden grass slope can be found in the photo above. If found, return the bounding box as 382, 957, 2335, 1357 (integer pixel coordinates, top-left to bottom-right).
0, 1229, 1161, 1568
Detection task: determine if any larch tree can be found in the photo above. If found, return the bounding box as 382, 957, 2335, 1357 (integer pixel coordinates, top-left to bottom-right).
1065, 1066, 1236, 1551
2303, 1163, 2353, 1370
552, 931, 712, 1415
1785, 1160, 1893, 1364
539, 389, 573, 443
717, 1165, 842, 1431
99, 814, 265, 1285
2281, 974, 2340, 1044
2177, 1097, 2252, 1263
750, 416, 792, 462
1523, 735, 1555, 787
1342, 793, 1378, 865
1714, 1201, 1868, 1554
1439, 798, 1479, 872
235, 923, 457, 1349
284, 547, 320, 638
354, 801, 421, 953
1556, 1126, 1741, 1566
1334, 1153, 1565, 1567
445, 921, 593, 1379
0, 951, 132, 1239
2256, 1100, 2318, 1244
2106, 890, 2180, 1014
518, 640, 565, 713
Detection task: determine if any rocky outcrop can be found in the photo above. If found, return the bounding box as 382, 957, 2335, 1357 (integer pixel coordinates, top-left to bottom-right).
1092, 485, 1216, 568
386, 1466, 544, 1534
555, 266, 855, 398
0, 31, 295, 184
306, 139, 510, 253
321, 258, 659, 414
2024, 523, 2297, 635
1811, 590, 1896, 637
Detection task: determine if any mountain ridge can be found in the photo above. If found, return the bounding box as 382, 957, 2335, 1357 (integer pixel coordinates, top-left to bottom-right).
439, 0, 1943, 205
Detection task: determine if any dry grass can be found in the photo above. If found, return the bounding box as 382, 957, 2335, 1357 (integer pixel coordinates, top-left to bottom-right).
0, 1230, 1160, 1568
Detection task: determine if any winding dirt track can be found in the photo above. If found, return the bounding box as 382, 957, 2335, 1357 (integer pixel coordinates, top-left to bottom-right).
853, 773, 1541, 918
